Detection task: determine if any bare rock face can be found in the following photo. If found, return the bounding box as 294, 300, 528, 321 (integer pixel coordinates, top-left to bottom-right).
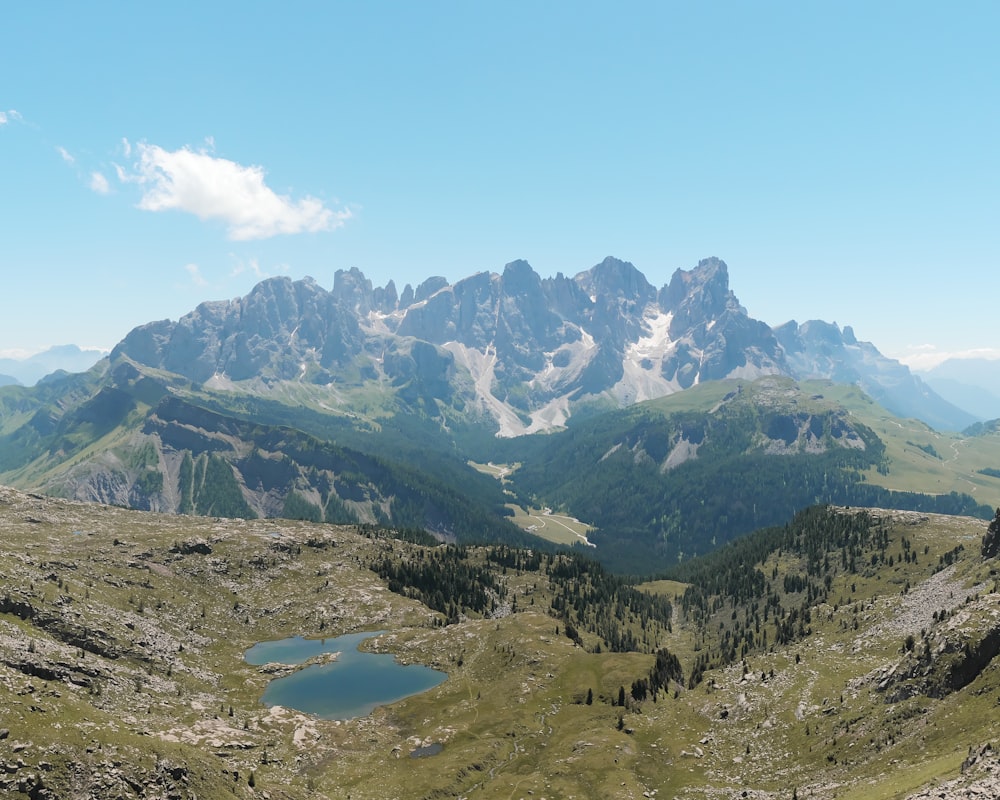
169, 538, 212, 556
113, 276, 365, 384
662, 257, 733, 337
982, 509, 1000, 559
107, 256, 963, 435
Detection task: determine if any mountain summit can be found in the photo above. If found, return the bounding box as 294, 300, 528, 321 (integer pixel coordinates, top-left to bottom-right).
112, 256, 967, 435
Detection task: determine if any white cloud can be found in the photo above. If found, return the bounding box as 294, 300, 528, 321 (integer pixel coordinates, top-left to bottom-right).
227, 256, 291, 283
0, 109, 22, 126
229, 256, 266, 280
897, 346, 1000, 372
89, 171, 110, 194
0, 347, 37, 359
56, 145, 75, 164
121, 142, 351, 240
185, 263, 208, 287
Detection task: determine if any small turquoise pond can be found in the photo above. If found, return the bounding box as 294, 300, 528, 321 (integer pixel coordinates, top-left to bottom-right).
245, 631, 447, 721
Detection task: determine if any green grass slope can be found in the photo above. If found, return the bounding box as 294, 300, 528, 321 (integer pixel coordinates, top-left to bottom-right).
3, 491, 1000, 798
802, 379, 1000, 505
491, 377, 997, 572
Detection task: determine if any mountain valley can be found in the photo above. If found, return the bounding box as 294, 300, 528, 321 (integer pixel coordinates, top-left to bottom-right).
2, 257, 998, 576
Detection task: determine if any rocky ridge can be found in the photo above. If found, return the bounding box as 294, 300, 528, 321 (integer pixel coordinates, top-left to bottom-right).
110, 256, 968, 436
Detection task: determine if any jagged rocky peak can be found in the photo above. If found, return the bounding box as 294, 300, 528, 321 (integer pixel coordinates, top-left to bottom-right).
500, 259, 542, 296
571, 257, 657, 347
331, 267, 398, 314
774, 320, 858, 360
666, 257, 751, 342
376, 279, 399, 312
771, 319, 801, 348
332, 267, 375, 312
241, 275, 317, 334
496, 260, 571, 359
414, 275, 450, 303
575, 256, 656, 305
654, 258, 787, 386
541, 270, 593, 321
111, 274, 367, 384
662, 257, 737, 315
800, 319, 846, 344
395, 271, 489, 345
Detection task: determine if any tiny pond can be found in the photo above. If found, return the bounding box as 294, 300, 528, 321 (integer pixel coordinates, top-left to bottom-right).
245, 631, 447, 721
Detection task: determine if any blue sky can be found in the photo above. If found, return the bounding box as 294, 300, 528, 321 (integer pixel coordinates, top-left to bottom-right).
2, 1, 997, 370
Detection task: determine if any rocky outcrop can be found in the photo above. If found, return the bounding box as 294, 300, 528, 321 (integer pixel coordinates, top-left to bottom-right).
112, 276, 366, 384
875, 603, 1000, 702
0, 594, 121, 660
905, 743, 1000, 800
982, 508, 1000, 559
0, 754, 198, 800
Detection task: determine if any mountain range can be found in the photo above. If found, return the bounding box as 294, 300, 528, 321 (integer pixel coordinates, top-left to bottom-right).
917, 357, 1000, 421
111, 256, 976, 434
2, 258, 999, 800
1, 256, 997, 573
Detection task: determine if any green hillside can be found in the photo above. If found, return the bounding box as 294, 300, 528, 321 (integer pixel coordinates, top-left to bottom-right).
4, 364, 1000, 577
0, 363, 534, 550
490, 377, 996, 572
801, 380, 1000, 503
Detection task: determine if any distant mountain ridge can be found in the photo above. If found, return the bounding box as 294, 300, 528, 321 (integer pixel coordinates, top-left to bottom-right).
0, 344, 107, 387
915, 357, 1000, 422
773, 320, 979, 431
112, 256, 972, 434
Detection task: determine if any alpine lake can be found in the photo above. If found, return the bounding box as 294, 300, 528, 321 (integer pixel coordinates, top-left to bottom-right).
245, 630, 448, 723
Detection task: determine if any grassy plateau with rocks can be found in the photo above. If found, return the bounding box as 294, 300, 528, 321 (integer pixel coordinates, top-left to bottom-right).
3, 486, 1000, 799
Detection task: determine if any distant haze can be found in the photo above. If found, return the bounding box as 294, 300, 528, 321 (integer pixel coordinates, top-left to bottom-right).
0, 345, 107, 386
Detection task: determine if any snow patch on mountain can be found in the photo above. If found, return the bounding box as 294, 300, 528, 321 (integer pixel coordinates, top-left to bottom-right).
612, 309, 683, 404
365, 309, 404, 336
632, 310, 674, 358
